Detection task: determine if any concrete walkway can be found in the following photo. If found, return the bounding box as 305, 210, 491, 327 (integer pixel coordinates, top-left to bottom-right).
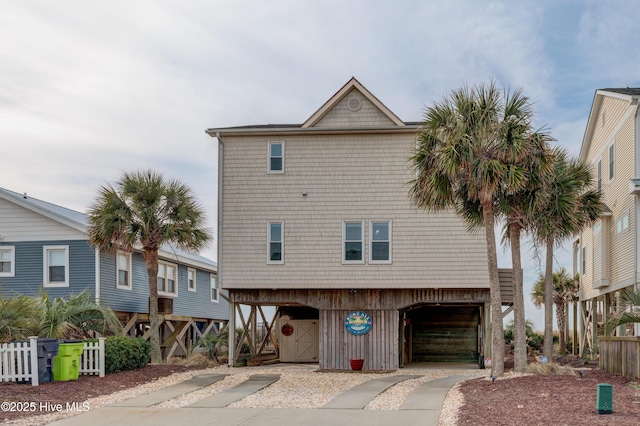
49, 371, 470, 426
321, 375, 422, 409
115, 374, 228, 407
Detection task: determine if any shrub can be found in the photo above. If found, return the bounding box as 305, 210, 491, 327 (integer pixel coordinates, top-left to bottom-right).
527, 361, 576, 376
103, 336, 151, 374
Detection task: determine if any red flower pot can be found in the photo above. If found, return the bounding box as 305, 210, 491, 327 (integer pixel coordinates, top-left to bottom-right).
350, 359, 364, 371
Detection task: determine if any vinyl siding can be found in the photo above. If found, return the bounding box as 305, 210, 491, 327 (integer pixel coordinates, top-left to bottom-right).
0, 199, 85, 241
221, 132, 490, 290
0, 240, 95, 299
99, 252, 227, 320
313, 88, 396, 128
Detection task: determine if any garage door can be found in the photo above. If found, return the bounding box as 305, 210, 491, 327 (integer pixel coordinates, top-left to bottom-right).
409, 306, 479, 363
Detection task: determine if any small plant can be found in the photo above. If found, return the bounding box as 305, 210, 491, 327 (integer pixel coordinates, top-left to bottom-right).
527, 361, 576, 375
102, 335, 151, 374
192, 330, 229, 362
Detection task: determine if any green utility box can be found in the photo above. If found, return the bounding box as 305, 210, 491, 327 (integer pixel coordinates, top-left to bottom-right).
596, 383, 613, 414
53, 342, 84, 381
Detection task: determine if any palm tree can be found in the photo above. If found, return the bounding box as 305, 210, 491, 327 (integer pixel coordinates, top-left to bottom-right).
498, 131, 554, 372
411, 82, 533, 377
531, 268, 579, 351
87, 170, 212, 363
531, 152, 602, 358
0, 293, 40, 342
603, 286, 640, 335
36, 290, 122, 339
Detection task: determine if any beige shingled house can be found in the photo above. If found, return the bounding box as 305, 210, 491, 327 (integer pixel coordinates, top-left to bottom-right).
576, 88, 640, 355
208, 78, 513, 370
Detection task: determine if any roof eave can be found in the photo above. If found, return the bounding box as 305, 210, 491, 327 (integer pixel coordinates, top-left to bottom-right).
206, 124, 421, 138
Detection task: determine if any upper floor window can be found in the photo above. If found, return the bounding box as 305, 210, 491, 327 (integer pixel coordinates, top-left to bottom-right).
609, 144, 615, 181
597, 160, 602, 191
343, 221, 364, 263
616, 212, 629, 234
581, 246, 586, 274
210, 274, 219, 302
268, 141, 284, 173
116, 251, 132, 290
370, 221, 392, 263
43, 245, 69, 287
0, 246, 15, 277
188, 268, 197, 292
158, 262, 177, 296
268, 221, 284, 264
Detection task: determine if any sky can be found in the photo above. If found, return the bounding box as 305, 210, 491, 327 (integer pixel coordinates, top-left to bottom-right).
2, 0, 640, 331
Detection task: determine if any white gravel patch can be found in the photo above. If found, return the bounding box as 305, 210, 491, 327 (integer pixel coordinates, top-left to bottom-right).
6, 364, 487, 425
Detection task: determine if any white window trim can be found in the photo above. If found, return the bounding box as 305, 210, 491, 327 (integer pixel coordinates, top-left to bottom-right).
43, 245, 69, 288
369, 220, 392, 264
342, 220, 365, 264
267, 141, 285, 174
187, 267, 197, 292
596, 159, 602, 191
157, 261, 178, 297
616, 211, 630, 235
609, 143, 615, 182
0, 246, 15, 277
210, 274, 219, 303
116, 251, 132, 290
267, 221, 284, 264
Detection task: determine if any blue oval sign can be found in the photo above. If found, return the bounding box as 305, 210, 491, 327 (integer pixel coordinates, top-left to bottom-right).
344, 311, 372, 335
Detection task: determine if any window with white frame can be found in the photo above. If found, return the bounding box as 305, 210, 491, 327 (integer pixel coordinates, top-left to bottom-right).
157, 262, 177, 296
116, 251, 132, 289
188, 268, 197, 291
0, 246, 15, 277
210, 274, 219, 302
43, 245, 69, 287
268, 141, 284, 173
268, 221, 284, 263
343, 221, 364, 263
597, 160, 602, 191
616, 212, 629, 234
370, 221, 392, 263
609, 144, 615, 181
582, 246, 586, 274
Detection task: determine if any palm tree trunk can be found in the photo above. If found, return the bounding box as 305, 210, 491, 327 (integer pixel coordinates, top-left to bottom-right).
144, 248, 163, 364
555, 300, 566, 352
481, 195, 504, 376
509, 223, 527, 372
543, 235, 554, 358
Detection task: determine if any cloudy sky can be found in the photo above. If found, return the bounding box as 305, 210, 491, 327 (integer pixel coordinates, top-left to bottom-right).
2, 0, 639, 329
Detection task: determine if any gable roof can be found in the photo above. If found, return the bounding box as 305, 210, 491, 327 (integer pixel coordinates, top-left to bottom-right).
0, 187, 216, 270
206, 77, 419, 137
301, 77, 405, 128
579, 88, 640, 161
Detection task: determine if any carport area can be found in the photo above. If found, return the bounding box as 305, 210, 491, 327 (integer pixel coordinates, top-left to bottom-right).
403, 305, 482, 364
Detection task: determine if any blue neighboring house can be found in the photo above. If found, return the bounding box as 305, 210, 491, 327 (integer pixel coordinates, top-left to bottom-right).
0, 187, 229, 358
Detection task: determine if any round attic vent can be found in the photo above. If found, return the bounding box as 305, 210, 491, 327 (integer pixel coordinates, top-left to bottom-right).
347, 97, 361, 111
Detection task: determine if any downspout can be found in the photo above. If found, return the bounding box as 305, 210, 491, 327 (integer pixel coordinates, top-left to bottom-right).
634, 102, 640, 337
94, 248, 101, 304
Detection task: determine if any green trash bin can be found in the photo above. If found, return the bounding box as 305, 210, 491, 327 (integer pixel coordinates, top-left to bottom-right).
596, 383, 613, 414
53, 341, 84, 381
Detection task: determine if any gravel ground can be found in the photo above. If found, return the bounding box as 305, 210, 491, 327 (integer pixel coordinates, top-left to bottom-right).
4, 364, 485, 425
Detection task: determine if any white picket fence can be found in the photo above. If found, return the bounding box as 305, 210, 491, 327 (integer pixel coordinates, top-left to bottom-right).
0, 337, 105, 386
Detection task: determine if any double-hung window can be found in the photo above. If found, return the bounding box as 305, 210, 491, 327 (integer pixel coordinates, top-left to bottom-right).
616, 212, 629, 234
43, 245, 69, 287
268, 221, 284, 264
158, 262, 177, 296
210, 274, 219, 302
370, 221, 392, 263
268, 141, 284, 173
188, 268, 197, 292
343, 221, 364, 263
0, 246, 15, 277
116, 251, 132, 289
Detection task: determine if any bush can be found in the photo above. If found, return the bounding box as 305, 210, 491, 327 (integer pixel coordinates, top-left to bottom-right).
103, 336, 151, 374
527, 361, 576, 376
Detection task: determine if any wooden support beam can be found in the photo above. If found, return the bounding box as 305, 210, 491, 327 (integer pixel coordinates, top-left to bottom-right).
122, 313, 139, 336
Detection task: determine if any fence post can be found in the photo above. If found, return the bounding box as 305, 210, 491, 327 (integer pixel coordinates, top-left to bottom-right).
99, 337, 105, 377
28, 336, 39, 387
